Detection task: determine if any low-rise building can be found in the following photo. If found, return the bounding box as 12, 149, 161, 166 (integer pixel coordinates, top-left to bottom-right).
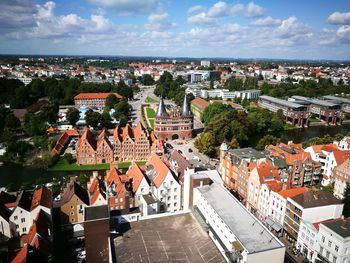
284, 190, 343, 242
74, 92, 122, 110
333, 159, 350, 199
194, 183, 286, 262
317, 218, 350, 263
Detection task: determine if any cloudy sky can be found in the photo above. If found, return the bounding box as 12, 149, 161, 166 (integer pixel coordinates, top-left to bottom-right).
0, 0, 349, 59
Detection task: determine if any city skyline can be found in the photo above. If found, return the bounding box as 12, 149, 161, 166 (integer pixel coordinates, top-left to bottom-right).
0, 0, 349, 60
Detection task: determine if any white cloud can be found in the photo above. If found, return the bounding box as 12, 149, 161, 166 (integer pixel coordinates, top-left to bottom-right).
337, 25, 350, 43
246, 2, 265, 17
86, 0, 161, 15
251, 16, 281, 27
187, 1, 244, 25
145, 12, 176, 31
328, 12, 350, 25
187, 12, 216, 25
187, 5, 206, 15
275, 16, 311, 39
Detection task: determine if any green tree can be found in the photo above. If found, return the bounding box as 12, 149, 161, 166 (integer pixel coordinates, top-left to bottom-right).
256, 135, 280, 150
343, 183, 350, 218
194, 132, 217, 157
40, 103, 58, 124
77, 174, 89, 188
100, 110, 112, 128
105, 94, 119, 109
85, 110, 101, 128
4, 113, 21, 131
23, 112, 47, 136
66, 108, 80, 126
140, 74, 155, 85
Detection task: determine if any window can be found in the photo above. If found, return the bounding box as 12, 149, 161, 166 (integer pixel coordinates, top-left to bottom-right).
328, 241, 332, 247
21, 218, 25, 223
16, 224, 19, 229
332, 256, 337, 263
335, 245, 339, 252
322, 236, 325, 243
320, 246, 324, 254
22, 227, 26, 232
326, 251, 330, 259
14, 216, 18, 220
119, 198, 123, 202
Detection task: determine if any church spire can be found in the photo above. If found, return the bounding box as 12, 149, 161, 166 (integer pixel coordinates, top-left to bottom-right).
156, 97, 169, 118
181, 94, 192, 117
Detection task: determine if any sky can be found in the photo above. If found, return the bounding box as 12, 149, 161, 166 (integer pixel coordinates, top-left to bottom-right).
0, 0, 349, 60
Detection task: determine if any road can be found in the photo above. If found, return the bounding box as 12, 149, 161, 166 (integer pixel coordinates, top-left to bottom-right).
129, 85, 156, 124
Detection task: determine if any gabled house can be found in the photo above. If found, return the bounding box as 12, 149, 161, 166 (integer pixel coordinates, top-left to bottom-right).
56, 180, 89, 225
126, 162, 150, 206
0, 202, 12, 238
10, 191, 32, 236
145, 155, 181, 213
29, 187, 52, 224
95, 129, 113, 164
76, 128, 96, 165
87, 176, 107, 206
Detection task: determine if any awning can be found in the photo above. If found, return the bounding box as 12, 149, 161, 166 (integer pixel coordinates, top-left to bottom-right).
265, 217, 282, 232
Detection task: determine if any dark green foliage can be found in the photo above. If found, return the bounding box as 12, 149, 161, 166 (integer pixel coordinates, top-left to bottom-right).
4, 113, 21, 131
256, 135, 280, 150
139, 74, 155, 85
105, 94, 119, 109
66, 108, 80, 126
85, 110, 101, 128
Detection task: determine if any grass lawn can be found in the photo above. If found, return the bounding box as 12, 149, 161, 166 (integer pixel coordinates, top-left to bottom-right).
149, 119, 154, 128
48, 158, 147, 172
283, 123, 297, 130
308, 118, 321, 123
146, 107, 155, 118
48, 159, 110, 171
118, 161, 146, 169
145, 96, 159, 103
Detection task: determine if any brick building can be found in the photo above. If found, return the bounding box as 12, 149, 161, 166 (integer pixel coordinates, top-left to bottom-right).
74, 92, 122, 110
76, 122, 163, 165
154, 96, 193, 140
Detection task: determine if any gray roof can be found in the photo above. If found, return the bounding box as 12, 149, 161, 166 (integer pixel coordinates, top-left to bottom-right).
198, 183, 284, 253
182, 94, 192, 117
142, 194, 157, 205
323, 95, 350, 104
260, 95, 305, 109
291, 95, 340, 108
228, 147, 267, 161
85, 205, 109, 221
322, 218, 350, 238
290, 190, 342, 209
155, 97, 169, 118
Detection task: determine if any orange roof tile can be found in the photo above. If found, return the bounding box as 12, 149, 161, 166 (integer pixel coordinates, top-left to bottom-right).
127, 162, 147, 192
65, 129, 79, 136
191, 97, 209, 110
30, 187, 52, 211
74, 92, 122, 100
278, 187, 309, 199
77, 128, 96, 150
333, 150, 350, 165
147, 155, 171, 188
11, 245, 28, 263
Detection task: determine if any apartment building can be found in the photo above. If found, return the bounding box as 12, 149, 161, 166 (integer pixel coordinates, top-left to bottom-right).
258, 95, 309, 127
333, 159, 350, 199
74, 92, 122, 110
317, 218, 350, 263
194, 183, 286, 263
284, 190, 343, 242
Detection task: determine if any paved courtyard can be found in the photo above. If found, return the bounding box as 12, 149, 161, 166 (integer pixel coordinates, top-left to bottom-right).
114, 213, 225, 263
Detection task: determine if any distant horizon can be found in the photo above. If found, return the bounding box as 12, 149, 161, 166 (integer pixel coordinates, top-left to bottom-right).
1, 53, 350, 63
0, 1, 349, 60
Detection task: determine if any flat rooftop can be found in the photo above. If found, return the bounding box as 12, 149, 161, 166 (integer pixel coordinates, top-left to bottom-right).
84, 205, 109, 221
260, 95, 305, 109
198, 183, 284, 253
291, 95, 340, 107
228, 147, 267, 161
323, 95, 350, 104
114, 213, 225, 263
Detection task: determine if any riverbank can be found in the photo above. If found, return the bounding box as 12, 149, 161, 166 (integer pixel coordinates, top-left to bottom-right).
48, 159, 147, 172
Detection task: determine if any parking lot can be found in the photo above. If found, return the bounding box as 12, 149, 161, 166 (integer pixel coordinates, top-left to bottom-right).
114, 213, 225, 263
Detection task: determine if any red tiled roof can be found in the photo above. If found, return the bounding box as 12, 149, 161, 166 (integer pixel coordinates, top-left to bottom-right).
74, 92, 122, 100
333, 150, 350, 165
278, 187, 309, 199
147, 155, 171, 188
30, 187, 52, 211
127, 162, 147, 193
65, 129, 79, 136
77, 128, 96, 150
11, 244, 28, 263
191, 97, 209, 110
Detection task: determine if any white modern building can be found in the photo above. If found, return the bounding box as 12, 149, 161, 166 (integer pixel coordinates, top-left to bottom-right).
194, 183, 285, 263
317, 218, 350, 263
296, 220, 319, 262
333, 159, 350, 199
234, 89, 261, 100
200, 60, 211, 67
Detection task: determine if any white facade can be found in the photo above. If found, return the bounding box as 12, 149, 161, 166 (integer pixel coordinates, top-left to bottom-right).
151, 172, 181, 213
269, 191, 287, 227
194, 183, 285, 263
317, 221, 350, 263
134, 177, 151, 206
338, 137, 350, 150
200, 60, 211, 67
258, 184, 272, 220
9, 207, 31, 236
0, 215, 11, 238
334, 178, 348, 200
296, 220, 318, 262
234, 90, 261, 100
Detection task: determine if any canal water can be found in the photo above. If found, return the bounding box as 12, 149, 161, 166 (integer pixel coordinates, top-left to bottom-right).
0, 124, 349, 189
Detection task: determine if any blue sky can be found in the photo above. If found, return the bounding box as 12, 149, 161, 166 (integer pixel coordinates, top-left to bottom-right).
0, 0, 349, 59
